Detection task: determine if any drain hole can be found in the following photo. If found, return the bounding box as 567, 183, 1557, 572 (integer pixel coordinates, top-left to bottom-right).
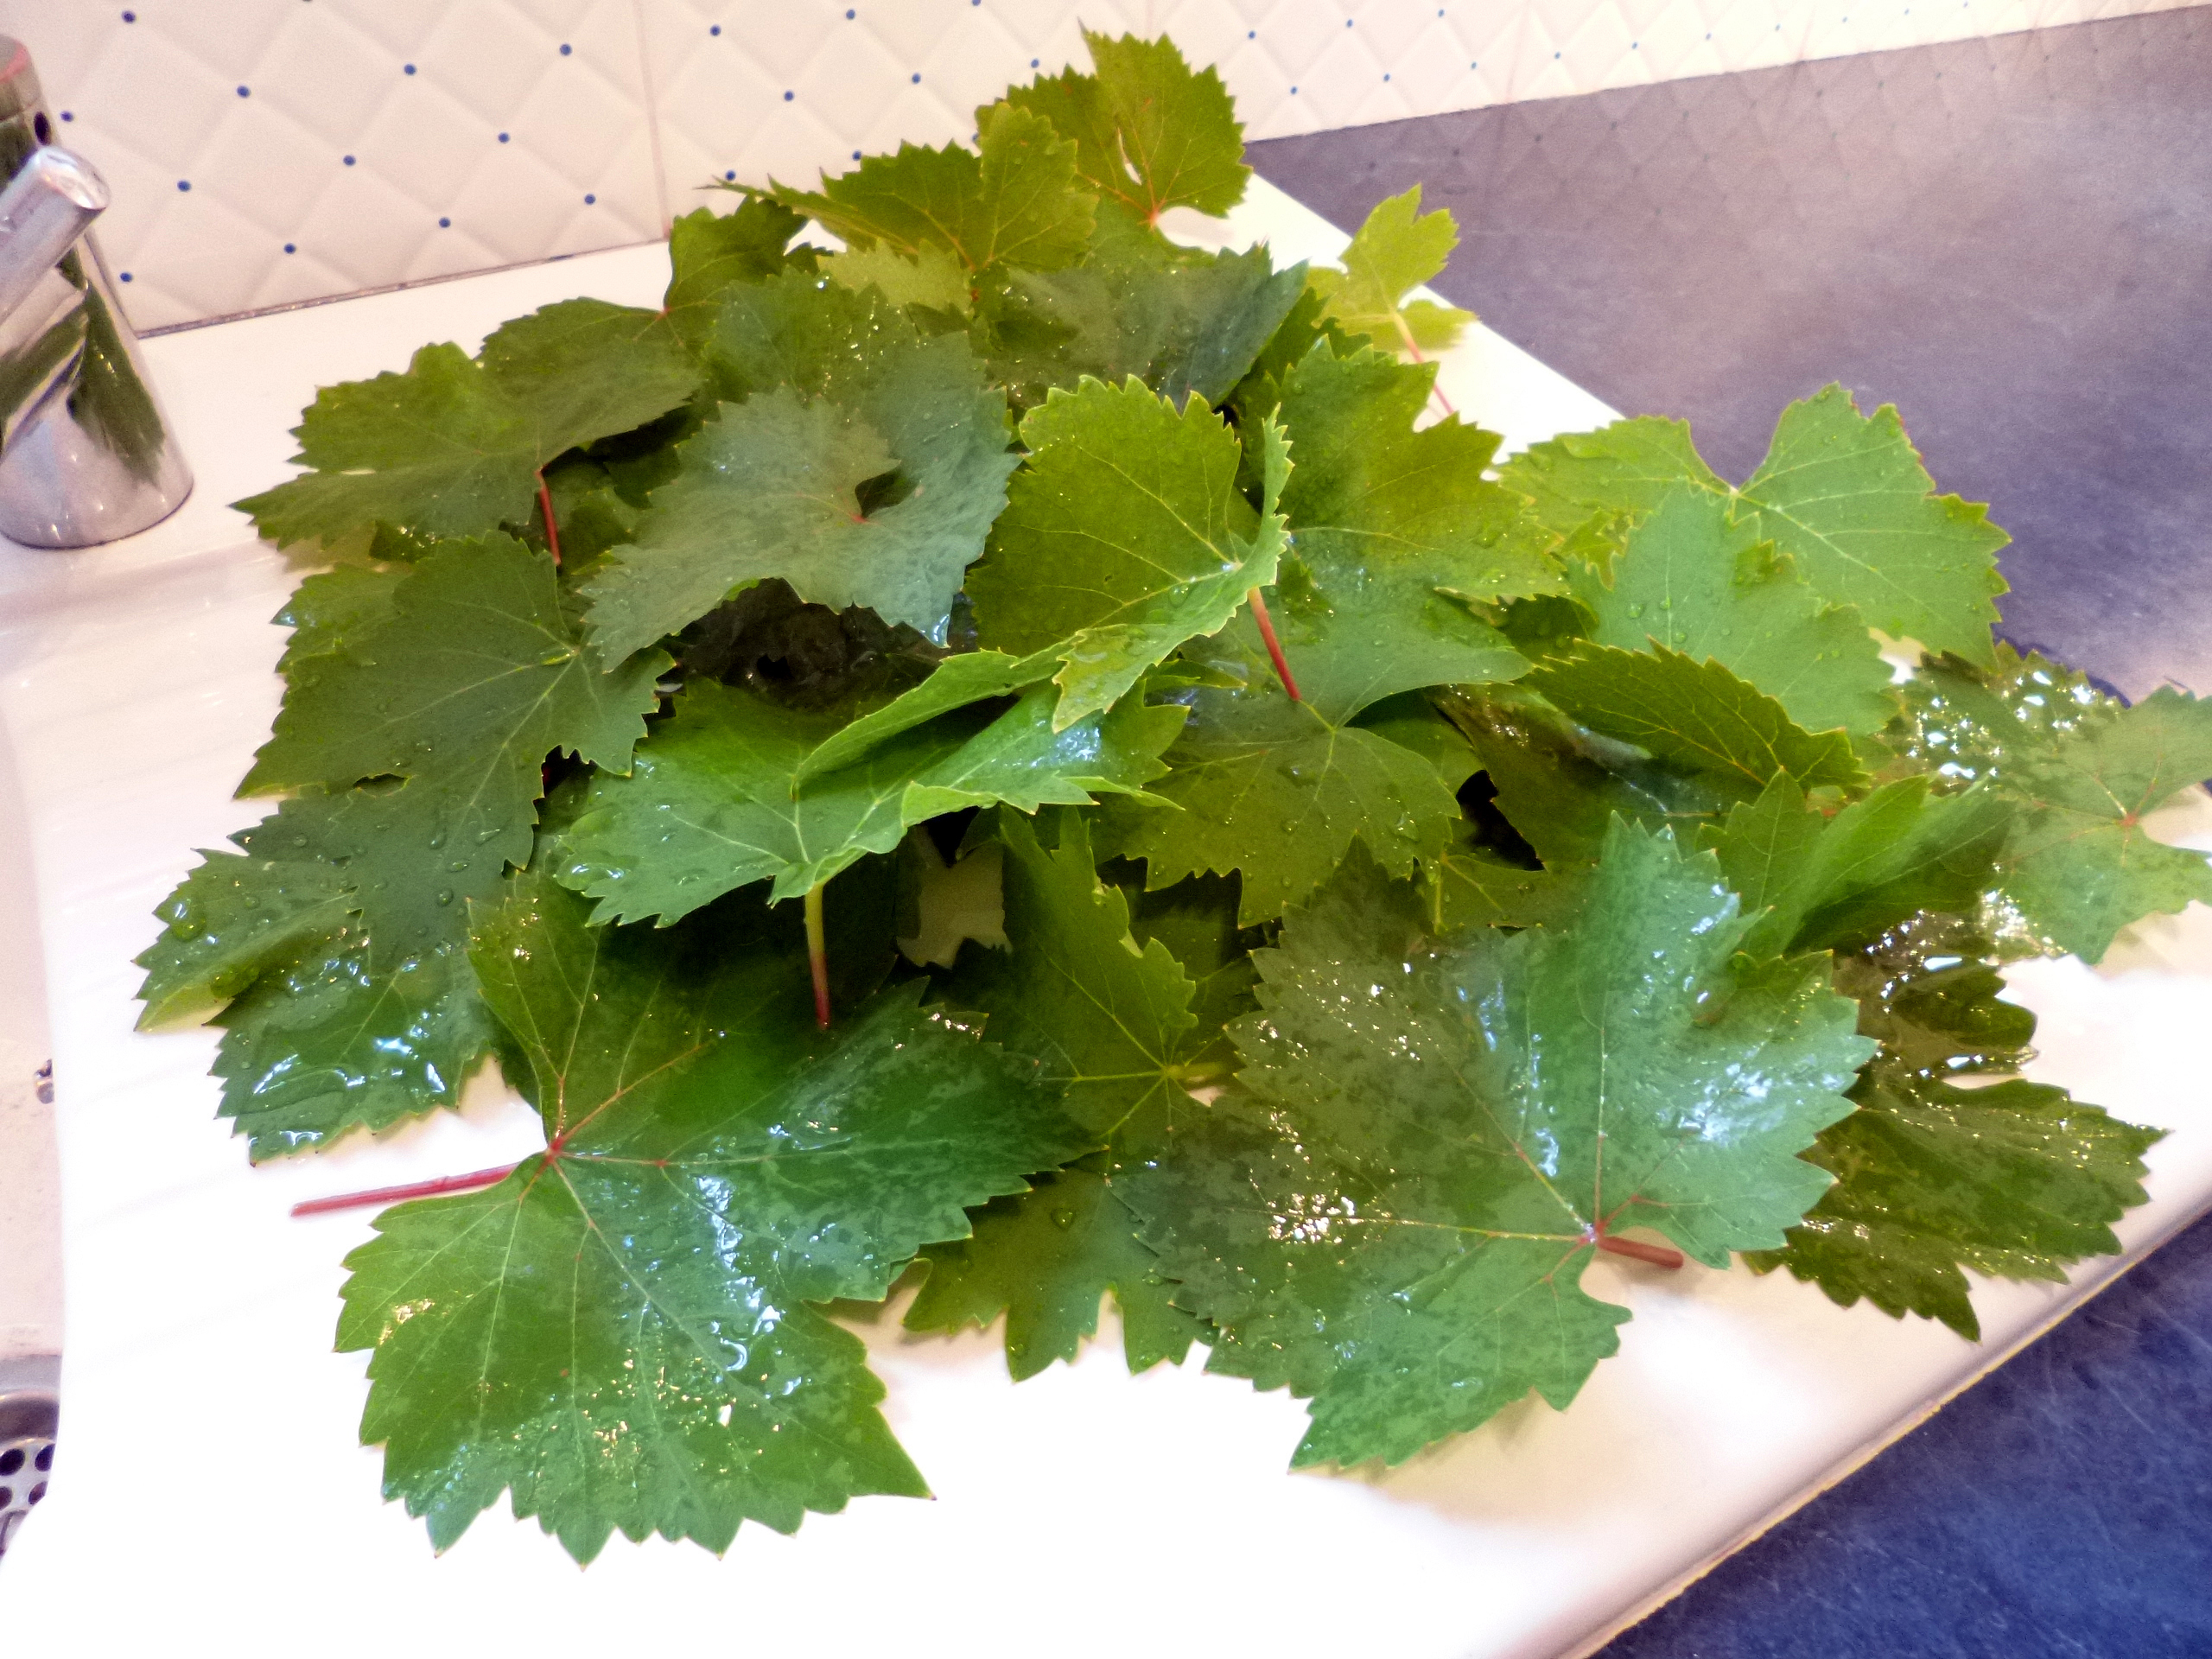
35, 1445, 51, 1471
27, 1484, 43, 1504
0, 1448, 19, 1476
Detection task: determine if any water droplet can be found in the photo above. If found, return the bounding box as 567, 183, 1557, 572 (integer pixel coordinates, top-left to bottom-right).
448, 860, 468, 872
1625, 602, 1645, 619
435, 889, 454, 906
1051, 1209, 1077, 1230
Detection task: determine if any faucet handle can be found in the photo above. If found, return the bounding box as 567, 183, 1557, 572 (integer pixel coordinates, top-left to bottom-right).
0, 147, 107, 325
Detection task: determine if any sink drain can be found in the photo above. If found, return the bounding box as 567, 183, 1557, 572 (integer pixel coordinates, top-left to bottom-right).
0, 1391, 56, 1557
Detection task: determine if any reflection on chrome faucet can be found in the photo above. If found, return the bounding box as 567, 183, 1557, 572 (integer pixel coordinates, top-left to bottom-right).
0, 36, 189, 549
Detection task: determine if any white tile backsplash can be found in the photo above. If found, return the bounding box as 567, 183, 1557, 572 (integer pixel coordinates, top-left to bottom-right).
1, 0, 2195, 330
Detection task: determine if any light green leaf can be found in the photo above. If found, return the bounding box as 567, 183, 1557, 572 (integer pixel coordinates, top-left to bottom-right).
236, 301, 699, 548
769, 103, 1096, 276
969, 377, 1287, 728
1503, 389, 2009, 664
1306, 187, 1473, 359
1566, 488, 1896, 738
1128, 823, 1872, 1467
338, 871, 1086, 1561
1001, 30, 1249, 221
825, 243, 973, 315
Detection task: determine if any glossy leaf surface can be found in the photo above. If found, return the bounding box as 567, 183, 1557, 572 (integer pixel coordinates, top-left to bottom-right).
1130, 823, 1872, 1466
338, 873, 1086, 1561
1306, 187, 1473, 358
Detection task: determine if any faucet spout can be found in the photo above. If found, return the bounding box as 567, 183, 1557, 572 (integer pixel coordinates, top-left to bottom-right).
0, 148, 107, 326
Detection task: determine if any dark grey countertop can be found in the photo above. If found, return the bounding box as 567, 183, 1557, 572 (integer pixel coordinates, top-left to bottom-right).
1251, 11, 2212, 1651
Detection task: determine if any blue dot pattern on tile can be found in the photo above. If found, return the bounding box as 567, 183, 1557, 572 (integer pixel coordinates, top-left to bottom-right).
560, 43, 571, 55
583, 194, 595, 204
911, 72, 921, 83
121, 10, 134, 22
784, 90, 793, 100
710, 24, 720, 35
498, 132, 509, 143
404, 63, 416, 75
283, 242, 296, 252
176, 179, 189, 191
118, 271, 131, 281
343, 155, 355, 165
438, 216, 449, 227
236, 86, 250, 97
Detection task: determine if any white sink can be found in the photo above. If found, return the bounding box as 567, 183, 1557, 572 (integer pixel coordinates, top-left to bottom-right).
0, 184, 2208, 1658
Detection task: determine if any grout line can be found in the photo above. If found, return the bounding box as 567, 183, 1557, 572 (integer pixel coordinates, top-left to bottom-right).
137, 239, 668, 336
627, 0, 674, 235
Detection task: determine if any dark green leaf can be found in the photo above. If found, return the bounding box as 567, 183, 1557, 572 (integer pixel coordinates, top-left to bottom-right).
1129, 823, 1872, 1467
1749, 912, 2160, 1338
664, 199, 817, 351
338, 872, 1086, 1561
236, 301, 698, 548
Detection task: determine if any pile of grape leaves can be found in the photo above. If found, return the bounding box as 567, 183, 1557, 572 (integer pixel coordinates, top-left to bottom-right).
137, 34, 2212, 1564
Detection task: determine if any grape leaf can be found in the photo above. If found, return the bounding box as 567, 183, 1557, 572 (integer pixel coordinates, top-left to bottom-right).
825, 244, 973, 316
338, 871, 1087, 1561
243, 535, 665, 964
1001, 30, 1249, 222
1306, 187, 1473, 359
1501, 389, 2009, 664
236, 301, 699, 548
559, 675, 1184, 923
906, 812, 1212, 1376
981, 239, 1305, 410
968, 377, 1288, 728
1527, 645, 1867, 798
1708, 774, 2010, 959
213, 940, 490, 1161
135, 794, 359, 1028
664, 198, 817, 351
1564, 488, 1896, 739
585, 276, 1017, 653
1440, 686, 1736, 868
1748, 912, 2160, 1338
1426, 823, 1564, 933
275, 563, 404, 671
769, 104, 1095, 276
1895, 649, 2212, 960
1099, 640, 1479, 925
1128, 823, 1872, 1467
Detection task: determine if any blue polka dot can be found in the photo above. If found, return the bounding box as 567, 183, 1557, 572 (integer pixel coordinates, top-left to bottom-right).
1383, 72, 1391, 80
1290, 85, 1299, 93
1631, 40, 1638, 48
583, 193, 595, 204
176, 179, 190, 191
59, 111, 73, 122
851, 149, 861, 160
343, 154, 356, 165
121, 10, 135, 20
404, 63, 416, 74
709, 23, 720, 34
911, 72, 920, 82
725, 169, 736, 180
1248, 29, 1255, 37
119, 271, 132, 282
283, 242, 296, 253
783, 89, 793, 100
845, 7, 855, 16
439, 216, 451, 227
560, 42, 571, 54
1031, 57, 1039, 67
1345, 16, 1353, 24
236, 85, 250, 97
498, 131, 510, 143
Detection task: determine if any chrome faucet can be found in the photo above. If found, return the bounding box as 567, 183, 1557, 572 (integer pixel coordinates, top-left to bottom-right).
0, 36, 189, 548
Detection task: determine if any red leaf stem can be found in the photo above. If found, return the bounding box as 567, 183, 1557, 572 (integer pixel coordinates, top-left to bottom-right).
1594, 1232, 1686, 1270
1246, 587, 1301, 702
536, 469, 562, 568
804, 880, 832, 1030
291, 1163, 519, 1218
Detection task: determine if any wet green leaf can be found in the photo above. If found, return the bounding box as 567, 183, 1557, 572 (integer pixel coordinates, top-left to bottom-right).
1306, 186, 1473, 358
339, 871, 1086, 1562
1128, 823, 1872, 1467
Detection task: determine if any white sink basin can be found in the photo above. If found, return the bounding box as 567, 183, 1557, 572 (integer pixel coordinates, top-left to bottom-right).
0, 183, 2208, 1658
